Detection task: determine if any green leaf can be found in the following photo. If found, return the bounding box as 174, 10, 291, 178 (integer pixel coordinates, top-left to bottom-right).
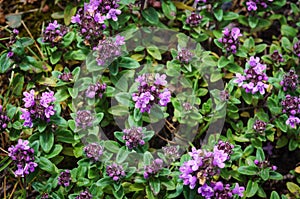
149, 178, 161, 196
270, 191, 280, 199
64, 5, 77, 25
45, 144, 63, 159
142, 7, 159, 25
116, 146, 129, 163
245, 180, 259, 197
276, 135, 288, 148
115, 92, 131, 106
286, 182, 300, 198
40, 131, 54, 153
162, 1, 177, 20
147, 46, 162, 60
104, 140, 120, 153
223, 12, 239, 20
19, 37, 34, 47
249, 16, 259, 28
281, 24, 298, 37
50, 51, 62, 65
96, 176, 113, 188
63, 31, 75, 47
269, 171, 283, 180
260, 168, 270, 181
0, 53, 12, 73
288, 138, 298, 151
118, 57, 140, 69
256, 147, 265, 161
217, 56, 230, 68
237, 166, 259, 175
214, 8, 223, 21
38, 157, 58, 174
143, 130, 155, 142
254, 44, 267, 53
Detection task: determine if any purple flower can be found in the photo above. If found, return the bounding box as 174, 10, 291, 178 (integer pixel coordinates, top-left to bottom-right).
219, 27, 242, 54
75, 190, 93, 199
106, 9, 121, 21
233, 73, 246, 87
75, 110, 94, 130
253, 120, 267, 133
293, 40, 300, 57
246, 0, 273, 11
106, 163, 126, 181
280, 70, 298, 91
176, 48, 194, 64
85, 82, 106, 99
93, 37, 124, 66
232, 183, 245, 197
23, 90, 35, 108
198, 183, 214, 198
186, 12, 202, 26
162, 145, 180, 161
58, 71, 73, 82
133, 73, 171, 113
144, 158, 163, 179
234, 56, 268, 95
271, 50, 284, 63
0, 105, 10, 131
58, 170, 71, 187
286, 116, 300, 128
115, 35, 125, 46
43, 20, 68, 47
122, 127, 145, 149
158, 89, 171, 106
20, 90, 56, 127
8, 139, 38, 177
84, 143, 103, 161
212, 147, 228, 168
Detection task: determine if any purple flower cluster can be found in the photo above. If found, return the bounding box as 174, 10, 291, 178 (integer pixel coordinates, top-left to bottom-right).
293, 41, 300, 57
271, 50, 284, 63
122, 127, 145, 149
0, 105, 10, 131
176, 48, 194, 64
75, 190, 93, 199
58, 71, 73, 82
132, 73, 171, 113
20, 90, 56, 128
186, 12, 202, 26
85, 82, 107, 99
83, 143, 103, 161
254, 159, 277, 171
93, 35, 124, 66
8, 139, 38, 177
198, 182, 244, 199
218, 27, 242, 54
179, 141, 241, 197
106, 163, 126, 181
246, 0, 273, 11
58, 170, 71, 187
71, 0, 121, 47
280, 70, 299, 91
7, 29, 19, 60
234, 56, 268, 95
43, 20, 68, 47
75, 110, 94, 130
253, 120, 267, 133
162, 145, 180, 161
281, 95, 300, 128
144, 158, 163, 179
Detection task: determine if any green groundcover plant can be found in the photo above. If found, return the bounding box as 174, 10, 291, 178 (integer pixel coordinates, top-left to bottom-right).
0, 0, 300, 198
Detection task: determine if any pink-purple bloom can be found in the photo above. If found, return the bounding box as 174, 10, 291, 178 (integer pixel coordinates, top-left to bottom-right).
144, 158, 164, 179
106, 163, 126, 181
132, 73, 171, 113
0, 105, 10, 131
234, 56, 268, 95
84, 143, 103, 161
122, 127, 145, 149
280, 70, 298, 91
58, 170, 71, 187
219, 27, 242, 54
8, 139, 38, 177
20, 90, 56, 127
246, 0, 273, 11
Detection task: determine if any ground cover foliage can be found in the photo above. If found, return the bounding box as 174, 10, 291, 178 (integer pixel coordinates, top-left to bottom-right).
0, 0, 300, 198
